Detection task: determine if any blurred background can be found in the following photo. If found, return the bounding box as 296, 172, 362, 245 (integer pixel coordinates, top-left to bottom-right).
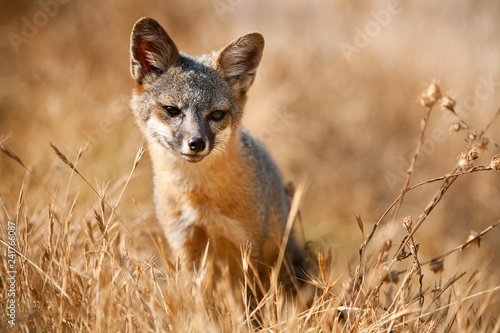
1, 0, 499, 281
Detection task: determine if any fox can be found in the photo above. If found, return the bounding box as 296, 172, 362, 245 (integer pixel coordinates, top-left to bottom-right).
129, 17, 304, 290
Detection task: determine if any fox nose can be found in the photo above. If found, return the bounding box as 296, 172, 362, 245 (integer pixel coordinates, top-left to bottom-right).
188, 137, 206, 152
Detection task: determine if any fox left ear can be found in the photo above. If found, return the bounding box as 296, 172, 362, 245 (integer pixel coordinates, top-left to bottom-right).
130, 17, 180, 84
214, 33, 264, 101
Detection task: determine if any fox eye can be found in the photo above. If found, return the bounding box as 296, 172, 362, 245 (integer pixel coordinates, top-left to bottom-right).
162, 105, 181, 117
208, 110, 226, 121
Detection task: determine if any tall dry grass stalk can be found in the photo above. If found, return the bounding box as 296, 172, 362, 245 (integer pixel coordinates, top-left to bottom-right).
1, 82, 499, 332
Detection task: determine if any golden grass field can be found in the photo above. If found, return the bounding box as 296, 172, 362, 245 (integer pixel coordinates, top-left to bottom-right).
1, 1, 500, 331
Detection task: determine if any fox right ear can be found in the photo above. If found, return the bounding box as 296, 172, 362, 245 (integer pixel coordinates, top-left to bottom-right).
130, 17, 180, 84
213, 32, 264, 105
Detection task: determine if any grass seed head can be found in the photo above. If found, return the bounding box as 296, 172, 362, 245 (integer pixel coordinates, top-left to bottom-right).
0, 143, 26, 168
490, 154, 500, 170
467, 147, 480, 161
50, 142, 75, 170
420, 81, 442, 107
449, 122, 462, 133
458, 152, 473, 170
401, 216, 413, 232
419, 93, 432, 107
441, 93, 456, 112
468, 132, 478, 142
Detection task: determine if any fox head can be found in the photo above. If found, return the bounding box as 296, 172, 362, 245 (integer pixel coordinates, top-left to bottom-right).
129, 17, 264, 163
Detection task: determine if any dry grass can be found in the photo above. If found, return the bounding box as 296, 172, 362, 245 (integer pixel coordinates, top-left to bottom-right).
1, 99, 499, 331
1, 1, 500, 332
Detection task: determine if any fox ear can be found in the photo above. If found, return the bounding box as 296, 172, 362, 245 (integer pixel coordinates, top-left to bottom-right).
130, 17, 180, 84
214, 33, 264, 99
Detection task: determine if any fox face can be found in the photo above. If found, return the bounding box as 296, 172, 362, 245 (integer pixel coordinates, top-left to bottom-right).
130, 18, 264, 163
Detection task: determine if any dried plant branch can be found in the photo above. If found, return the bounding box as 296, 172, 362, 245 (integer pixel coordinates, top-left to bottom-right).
272, 179, 306, 289
356, 84, 440, 268
353, 169, 459, 328
391, 102, 499, 266
352, 81, 500, 330
402, 218, 425, 307
63, 143, 88, 209
50, 142, 149, 255
477, 107, 500, 140
422, 218, 500, 266
391, 169, 459, 266
391, 82, 439, 224
357, 164, 493, 266
391, 284, 500, 331
105, 145, 145, 227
